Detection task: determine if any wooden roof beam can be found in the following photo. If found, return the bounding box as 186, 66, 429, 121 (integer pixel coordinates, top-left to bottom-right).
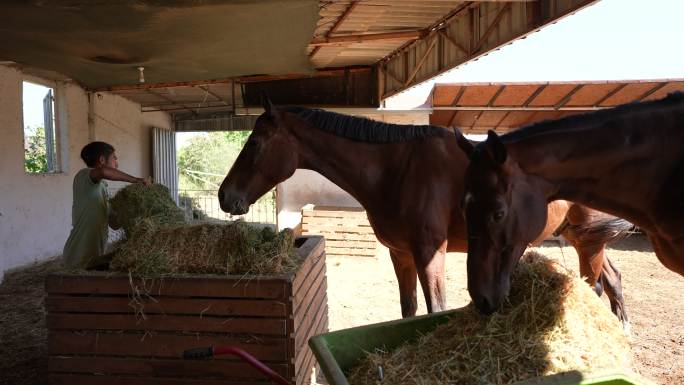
310, 30, 424, 47
310, 1, 359, 58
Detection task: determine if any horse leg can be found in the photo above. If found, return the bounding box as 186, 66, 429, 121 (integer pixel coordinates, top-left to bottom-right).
413, 242, 447, 313
572, 242, 604, 289
599, 257, 631, 333
388, 249, 418, 318
573, 242, 630, 330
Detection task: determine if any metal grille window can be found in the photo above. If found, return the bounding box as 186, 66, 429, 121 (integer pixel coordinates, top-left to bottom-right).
22, 80, 61, 174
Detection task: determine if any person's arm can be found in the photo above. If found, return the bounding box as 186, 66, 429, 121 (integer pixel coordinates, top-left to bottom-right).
90, 167, 151, 185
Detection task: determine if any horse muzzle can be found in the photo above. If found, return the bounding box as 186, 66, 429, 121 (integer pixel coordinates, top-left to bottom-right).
218, 190, 249, 215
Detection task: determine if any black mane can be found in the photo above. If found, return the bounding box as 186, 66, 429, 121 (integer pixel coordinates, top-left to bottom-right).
284, 106, 445, 143
502, 91, 684, 143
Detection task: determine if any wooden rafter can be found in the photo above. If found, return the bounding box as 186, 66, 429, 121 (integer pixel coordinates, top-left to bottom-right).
522, 84, 548, 107
196, 85, 229, 106
472, 3, 511, 54
493, 110, 511, 130
310, 30, 423, 47
403, 34, 438, 87
594, 83, 628, 106
146, 89, 197, 115
555, 84, 584, 108
447, 87, 468, 127
98, 78, 230, 92
438, 29, 468, 55
310, 1, 359, 57
383, 65, 403, 85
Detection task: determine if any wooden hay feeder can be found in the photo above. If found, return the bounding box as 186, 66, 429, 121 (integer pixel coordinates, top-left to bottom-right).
45, 235, 327, 385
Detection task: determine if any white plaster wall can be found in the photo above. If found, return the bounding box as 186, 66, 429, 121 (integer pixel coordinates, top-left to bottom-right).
0, 64, 171, 281
277, 111, 430, 231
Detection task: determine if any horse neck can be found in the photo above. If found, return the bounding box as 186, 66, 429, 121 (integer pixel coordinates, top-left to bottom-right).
507, 108, 682, 230
288, 121, 411, 207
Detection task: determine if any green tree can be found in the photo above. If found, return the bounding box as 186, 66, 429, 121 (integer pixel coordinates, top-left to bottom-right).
177, 131, 251, 190
24, 126, 48, 173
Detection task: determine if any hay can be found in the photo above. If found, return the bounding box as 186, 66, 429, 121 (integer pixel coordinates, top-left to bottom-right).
109, 183, 186, 236
108, 183, 297, 278
348, 251, 632, 385
110, 219, 297, 277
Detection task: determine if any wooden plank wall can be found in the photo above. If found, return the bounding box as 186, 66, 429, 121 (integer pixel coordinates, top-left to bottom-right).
46, 236, 327, 385
301, 205, 378, 257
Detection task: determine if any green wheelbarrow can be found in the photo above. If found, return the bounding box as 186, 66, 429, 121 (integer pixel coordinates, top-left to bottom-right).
308, 309, 653, 385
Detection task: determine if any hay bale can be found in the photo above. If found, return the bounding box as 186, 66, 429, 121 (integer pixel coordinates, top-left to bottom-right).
348, 251, 632, 385
110, 184, 186, 235
110, 220, 297, 277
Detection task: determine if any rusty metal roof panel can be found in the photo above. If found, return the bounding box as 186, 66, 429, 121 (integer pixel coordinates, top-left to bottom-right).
430, 79, 684, 133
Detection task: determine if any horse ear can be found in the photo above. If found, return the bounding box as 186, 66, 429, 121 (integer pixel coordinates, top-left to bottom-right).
261, 92, 280, 122
453, 128, 474, 156
485, 130, 507, 164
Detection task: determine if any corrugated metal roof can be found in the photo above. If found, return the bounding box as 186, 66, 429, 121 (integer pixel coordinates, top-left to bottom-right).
429, 79, 684, 133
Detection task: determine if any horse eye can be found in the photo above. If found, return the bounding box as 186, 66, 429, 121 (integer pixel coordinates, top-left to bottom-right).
493, 210, 506, 222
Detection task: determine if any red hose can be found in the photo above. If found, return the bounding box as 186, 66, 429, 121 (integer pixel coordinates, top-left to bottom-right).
211, 346, 293, 385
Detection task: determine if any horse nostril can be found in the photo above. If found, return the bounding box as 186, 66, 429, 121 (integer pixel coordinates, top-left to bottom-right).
218, 190, 225, 202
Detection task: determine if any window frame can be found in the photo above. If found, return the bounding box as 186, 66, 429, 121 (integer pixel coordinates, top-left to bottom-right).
21, 76, 65, 175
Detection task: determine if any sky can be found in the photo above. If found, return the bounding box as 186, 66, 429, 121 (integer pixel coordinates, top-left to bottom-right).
385, 0, 684, 109
22, 81, 52, 131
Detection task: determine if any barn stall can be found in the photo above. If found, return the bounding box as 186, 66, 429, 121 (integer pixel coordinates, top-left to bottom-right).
5, 1, 663, 385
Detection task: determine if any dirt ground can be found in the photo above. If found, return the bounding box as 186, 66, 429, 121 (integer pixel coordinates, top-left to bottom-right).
1, 234, 682, 385
327, 234, 684, 385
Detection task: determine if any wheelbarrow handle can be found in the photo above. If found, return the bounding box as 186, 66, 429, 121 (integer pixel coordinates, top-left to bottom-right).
182, 346, 293, 385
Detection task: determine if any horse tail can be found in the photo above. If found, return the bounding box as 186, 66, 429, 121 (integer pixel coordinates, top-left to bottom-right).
563, 217, 634, 246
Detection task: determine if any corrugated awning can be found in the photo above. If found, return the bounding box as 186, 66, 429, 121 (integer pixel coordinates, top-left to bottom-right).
430, 79, 684, 134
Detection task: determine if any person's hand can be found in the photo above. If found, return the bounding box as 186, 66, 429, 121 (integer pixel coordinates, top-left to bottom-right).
137, 177, 152, 186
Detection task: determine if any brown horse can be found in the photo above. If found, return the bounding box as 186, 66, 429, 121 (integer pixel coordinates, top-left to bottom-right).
458, 92, 684, 315
218, 98, 630, 325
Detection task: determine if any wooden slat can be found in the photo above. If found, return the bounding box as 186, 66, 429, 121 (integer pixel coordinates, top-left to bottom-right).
295, 293, 328, 354
325, 247, 377, 255
303, 231, 377, 242
291, 243, 325, 298
302, 217, 371, 227
294, 236, 324, 261
46, 275, 288, 299
293, 262, 326, 326
295, 343, 316, 385
46, 296, 288, 317
49, 356, 289, 379
292, 251, 324, 305
49, 374, 271, 385
48, 331, 288, 361
295, 312, 329, 378
325, 240, 376, 248
47, 314, 287, 335
301, 224, 376, 234
301, 208, 367, 219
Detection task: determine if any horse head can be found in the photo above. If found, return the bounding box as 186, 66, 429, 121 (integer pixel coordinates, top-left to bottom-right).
218, 97, 299, 215
461, 130, 548, 314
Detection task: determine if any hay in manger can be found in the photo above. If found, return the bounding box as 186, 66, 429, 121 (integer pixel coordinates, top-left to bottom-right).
348, 251, 632, 385
108, 184, 297, 277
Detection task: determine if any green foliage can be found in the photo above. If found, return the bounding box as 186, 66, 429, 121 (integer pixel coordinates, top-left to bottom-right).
177, 131, 251, 190
24, 126, 48, 173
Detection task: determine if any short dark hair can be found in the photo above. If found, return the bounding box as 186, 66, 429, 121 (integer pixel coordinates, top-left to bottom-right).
80, 141, 115, 167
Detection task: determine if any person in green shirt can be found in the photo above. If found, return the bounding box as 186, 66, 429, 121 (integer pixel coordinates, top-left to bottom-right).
62, 141, 150, 269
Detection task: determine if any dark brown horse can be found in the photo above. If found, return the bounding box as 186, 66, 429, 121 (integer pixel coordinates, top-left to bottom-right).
459, 92, 684, 315
218, 98, 630, 325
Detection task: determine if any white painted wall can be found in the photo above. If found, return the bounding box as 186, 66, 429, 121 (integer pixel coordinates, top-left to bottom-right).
277, 111, 430, 231
0, 64, 171, 281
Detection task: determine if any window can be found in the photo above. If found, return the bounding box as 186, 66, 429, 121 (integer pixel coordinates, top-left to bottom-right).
23, 80, 60, 173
